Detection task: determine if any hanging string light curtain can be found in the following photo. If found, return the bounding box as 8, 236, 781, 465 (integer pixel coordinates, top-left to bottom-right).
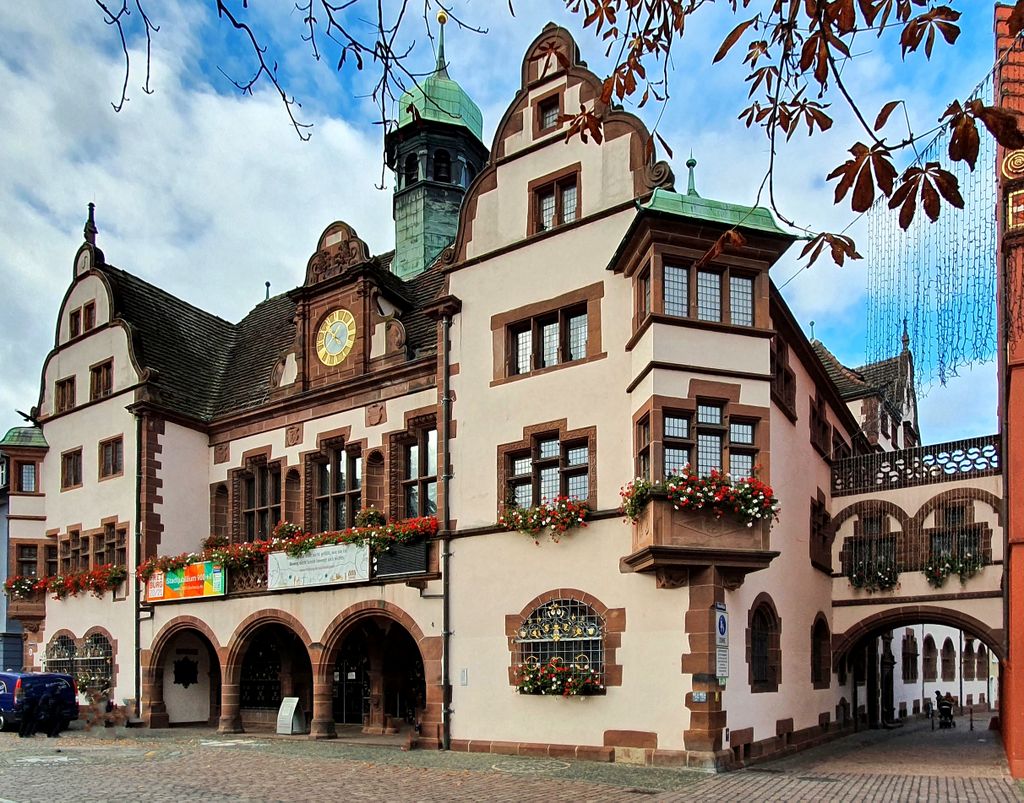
864, 41, 1020, 390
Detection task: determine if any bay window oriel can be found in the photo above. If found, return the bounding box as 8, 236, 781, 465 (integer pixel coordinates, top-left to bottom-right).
630, 253, 761, 332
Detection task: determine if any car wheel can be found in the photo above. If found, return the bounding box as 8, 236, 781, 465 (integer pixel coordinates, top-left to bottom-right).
0, 713, 7, 732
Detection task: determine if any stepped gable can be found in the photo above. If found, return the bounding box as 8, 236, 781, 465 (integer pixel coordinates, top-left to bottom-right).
214, 293, 298, 418
99, 264, 236, 422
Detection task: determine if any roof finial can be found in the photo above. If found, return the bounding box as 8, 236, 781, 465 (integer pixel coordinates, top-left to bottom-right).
686, 152, 699, 197
435, 9, 449, 78
265, 281, 271, 301
810, 320, 816, 340
901, 317, 910, 352
84, 202, 98, 245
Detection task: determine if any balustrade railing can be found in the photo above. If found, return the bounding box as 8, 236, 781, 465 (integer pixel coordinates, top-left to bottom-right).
831, 435, 1000, 497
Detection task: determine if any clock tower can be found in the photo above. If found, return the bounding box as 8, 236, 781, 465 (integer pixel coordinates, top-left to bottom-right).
385, 13, 489, 280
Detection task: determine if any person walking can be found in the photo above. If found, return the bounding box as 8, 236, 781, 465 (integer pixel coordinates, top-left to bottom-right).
39, 688, 63, 738
17, 696, 38, 738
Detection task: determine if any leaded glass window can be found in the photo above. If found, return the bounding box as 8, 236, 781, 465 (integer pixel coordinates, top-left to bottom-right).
508, 304, 588, 376
533, 174, 578, 233
665, 265, 688, 317
697, 271, 721, 322
506, 434, 590, 506
730, 275, 754, 326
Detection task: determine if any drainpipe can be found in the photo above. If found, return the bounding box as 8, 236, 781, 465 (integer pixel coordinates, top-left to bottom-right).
441, 313, 453, 751
133, 413, 143, 719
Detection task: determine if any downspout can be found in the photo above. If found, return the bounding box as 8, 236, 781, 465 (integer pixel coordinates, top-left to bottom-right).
133, 413, 143, 718
441, 313, 453, 751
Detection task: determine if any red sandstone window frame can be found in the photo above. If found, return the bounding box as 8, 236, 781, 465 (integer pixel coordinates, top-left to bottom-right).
61, 447, 83, 491
401, 427, 438, 519
55, 376, 76, 415
527, 163, 581, 235
497, 420, 596, 511
810, 614, 831, 690
310, 444, 361, 532
98, 435, 124, 481
90, 359, 113, 401
532, 88, 564, 138
69, 309, 81, 339
746, 593, 782, 693
83, 301, 96, 332
770, 337, 797, 421
490, 283, 605, 386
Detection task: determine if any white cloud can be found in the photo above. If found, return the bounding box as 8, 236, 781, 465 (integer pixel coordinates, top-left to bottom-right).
0, 1, 1002, 445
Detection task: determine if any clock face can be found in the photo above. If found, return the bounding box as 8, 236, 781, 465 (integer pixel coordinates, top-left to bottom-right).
316, 309, 356, 366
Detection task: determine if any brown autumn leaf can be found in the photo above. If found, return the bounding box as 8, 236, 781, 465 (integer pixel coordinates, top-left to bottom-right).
969, 99, 1024, 150
799, 231, 863, 268
900, 6, 960, 59
714, 17, 756, 63
827, 142, 897, 212
874, 100, 902, 130
888, 162, 964, 229
941, 100, 980, 169
694, 229, 747, 270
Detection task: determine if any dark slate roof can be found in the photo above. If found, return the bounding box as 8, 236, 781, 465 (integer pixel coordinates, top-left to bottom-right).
811, 341, 907, 409
403, 261, 446, 356
100, 264, 235, 421
215, 294, 298, 417
811, 341, 872, 400
859, 356, 901, 405
96, 252, 439, 424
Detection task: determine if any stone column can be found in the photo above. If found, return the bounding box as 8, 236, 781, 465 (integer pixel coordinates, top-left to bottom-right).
309, 677, 336, 739
143, 665, 169, 729
218, 682, 242, 733
363, 640, 385, 734
681, 567, 728, 759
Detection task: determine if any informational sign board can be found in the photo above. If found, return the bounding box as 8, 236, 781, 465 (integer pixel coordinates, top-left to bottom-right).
715, 610, 729, 648
267, 543, 370, 591
716, 647, 730, 678
276, 697, 305, 735
146, 562, 225, 603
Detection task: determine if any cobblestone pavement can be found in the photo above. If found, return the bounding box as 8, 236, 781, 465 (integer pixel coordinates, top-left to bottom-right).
0, 716, 1019, 802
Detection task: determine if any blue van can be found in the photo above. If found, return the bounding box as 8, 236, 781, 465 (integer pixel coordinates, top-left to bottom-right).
0, 672, 79, 731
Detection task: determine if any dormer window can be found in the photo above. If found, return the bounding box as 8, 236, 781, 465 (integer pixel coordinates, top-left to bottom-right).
433, 149, 451, 183
531, 170, 579, 234
539, 97, 559, 131
83, 301, 96, 331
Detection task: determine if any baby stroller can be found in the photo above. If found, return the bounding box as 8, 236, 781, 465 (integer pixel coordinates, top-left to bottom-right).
937, 698, 956, 729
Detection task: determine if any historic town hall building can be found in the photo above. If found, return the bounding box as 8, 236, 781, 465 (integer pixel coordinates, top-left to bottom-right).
1, 23, 1006, 768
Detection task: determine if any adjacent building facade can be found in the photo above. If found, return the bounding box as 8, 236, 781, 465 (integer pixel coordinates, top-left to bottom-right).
1, 24, 1007, 767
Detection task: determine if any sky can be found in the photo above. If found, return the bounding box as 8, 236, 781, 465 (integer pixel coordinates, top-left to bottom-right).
0, 1, 1002, 445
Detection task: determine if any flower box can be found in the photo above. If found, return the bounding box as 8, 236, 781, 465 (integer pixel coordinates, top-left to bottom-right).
7, 589, 46, 624
373, 540, 430, 578
621, 496, 777, 588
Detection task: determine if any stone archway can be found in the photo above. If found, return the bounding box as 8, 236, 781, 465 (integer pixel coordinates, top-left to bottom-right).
143, 618, 223, 728
833, 605, 1005, 729
221, 611, 316, 734
832, 605, 1005, 668
315, 601, 440, 745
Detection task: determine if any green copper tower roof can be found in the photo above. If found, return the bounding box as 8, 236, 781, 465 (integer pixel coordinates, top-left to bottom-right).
397, 15, 484, 143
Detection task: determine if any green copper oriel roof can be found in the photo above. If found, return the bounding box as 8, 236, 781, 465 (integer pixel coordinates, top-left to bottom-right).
397, 21, 484, 143
640, 187, 790, 237
0, 426, 47, 449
